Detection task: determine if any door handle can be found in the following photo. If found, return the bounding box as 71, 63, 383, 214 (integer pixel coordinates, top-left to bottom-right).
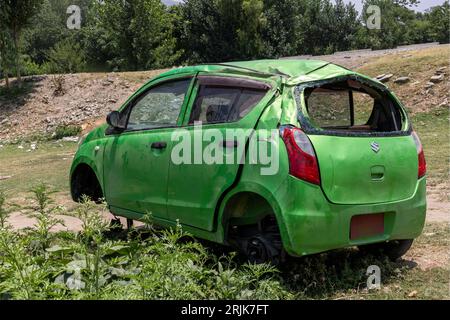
222, 140, 239, 148
151, 142, 167, 150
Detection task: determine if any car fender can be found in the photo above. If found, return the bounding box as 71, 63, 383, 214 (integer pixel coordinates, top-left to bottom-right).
70, 144, 104, 192
216, 181, 293, 251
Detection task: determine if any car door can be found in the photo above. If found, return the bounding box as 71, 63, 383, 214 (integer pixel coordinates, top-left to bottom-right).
166, 74, 279, 231
104, 76, 194, 219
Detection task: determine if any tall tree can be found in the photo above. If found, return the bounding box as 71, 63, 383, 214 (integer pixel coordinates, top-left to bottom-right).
425, 1, 450, 44
2, 0, 43, 84
84, 0, 180, 71
360, 0, 417, 49
261, 0, 303, 58
0, 2, 14, 88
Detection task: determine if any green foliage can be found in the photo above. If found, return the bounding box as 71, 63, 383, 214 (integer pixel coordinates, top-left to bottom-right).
1, 0, 449, 78
53, 124, 82, 139
424, 1, 450, 44
0, 189, 447, 299
82, 0, 181, 71
45, 38, 86, 74
0, 191, 12, 229
23, 183, 65, 250
1, 0, 44, 82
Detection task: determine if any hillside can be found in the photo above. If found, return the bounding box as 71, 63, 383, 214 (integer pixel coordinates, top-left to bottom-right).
0, 45, 448, 143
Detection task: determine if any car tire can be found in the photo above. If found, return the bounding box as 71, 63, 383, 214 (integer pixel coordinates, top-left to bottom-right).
358, 239, 414, 261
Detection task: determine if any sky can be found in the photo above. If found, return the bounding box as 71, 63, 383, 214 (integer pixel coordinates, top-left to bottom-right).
163, 0, 447, 12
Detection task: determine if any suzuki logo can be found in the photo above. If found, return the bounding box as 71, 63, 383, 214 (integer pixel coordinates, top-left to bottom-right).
371, 142, 380, 153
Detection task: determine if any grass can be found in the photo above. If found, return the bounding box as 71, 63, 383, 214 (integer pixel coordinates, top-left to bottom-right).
0, 141, 76, 198
53, 125, 82, 140
0, 186, 448, 300
412, 106, 449, 194
357, 45, 450, 114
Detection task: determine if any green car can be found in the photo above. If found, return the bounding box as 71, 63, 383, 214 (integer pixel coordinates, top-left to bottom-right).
70, 60, 427, 263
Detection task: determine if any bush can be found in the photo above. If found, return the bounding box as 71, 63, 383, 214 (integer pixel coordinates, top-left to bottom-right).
46, 38, 86, 74
53, 125, 82, 140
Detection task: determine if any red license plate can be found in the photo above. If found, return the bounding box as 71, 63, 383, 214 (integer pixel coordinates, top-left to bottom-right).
350, 213, 384, 240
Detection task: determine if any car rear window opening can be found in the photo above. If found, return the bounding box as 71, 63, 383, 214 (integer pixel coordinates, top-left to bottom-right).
301, 78, 406, 135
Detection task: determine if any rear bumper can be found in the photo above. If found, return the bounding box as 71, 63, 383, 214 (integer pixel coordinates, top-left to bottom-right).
274, 176, 427, 257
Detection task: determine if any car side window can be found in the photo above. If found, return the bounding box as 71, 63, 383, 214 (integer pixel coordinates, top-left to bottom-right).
127, 79, 191, 131
189, 86, 267, 125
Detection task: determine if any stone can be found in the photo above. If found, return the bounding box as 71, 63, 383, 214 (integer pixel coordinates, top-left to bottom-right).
0, 176, 12, 181
376, 74, 394, 83
436, 67, 447, 74
394, 77, 410, 84
62, 136, 79, 143
425, 82, 435, 89
430, 74, 444, 83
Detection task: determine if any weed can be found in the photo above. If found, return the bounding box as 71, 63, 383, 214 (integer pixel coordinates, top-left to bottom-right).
53, 124, 82, 140
0, 190, 12, 229
23, 183, 64, 250
50, 75, 66, 96
0, 188, 448, 300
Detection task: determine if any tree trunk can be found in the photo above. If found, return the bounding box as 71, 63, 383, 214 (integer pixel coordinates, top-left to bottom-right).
12, 28, 21, 86
5, 72, 9, 88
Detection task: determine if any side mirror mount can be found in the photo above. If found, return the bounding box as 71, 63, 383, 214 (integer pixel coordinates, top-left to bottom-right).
106, 111, 125, 131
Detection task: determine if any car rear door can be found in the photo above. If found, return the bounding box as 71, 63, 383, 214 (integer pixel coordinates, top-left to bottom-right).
103, 76, 195, 219
166, 74, 280, 231
299, 77, 419, 205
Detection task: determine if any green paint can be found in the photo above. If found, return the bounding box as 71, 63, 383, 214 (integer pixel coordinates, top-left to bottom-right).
71, 59, 426, 257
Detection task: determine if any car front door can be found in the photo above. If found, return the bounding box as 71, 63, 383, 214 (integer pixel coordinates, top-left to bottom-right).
166, 75, 279, 231
104, 76, 194, 219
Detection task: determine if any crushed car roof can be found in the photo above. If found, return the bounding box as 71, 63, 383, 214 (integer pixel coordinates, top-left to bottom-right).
160, 59, 357, 84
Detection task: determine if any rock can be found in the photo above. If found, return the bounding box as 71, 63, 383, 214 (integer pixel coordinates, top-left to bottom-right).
438, 100, 448, 108
0, 176, 12, 181
430, 74, 444, 83
408, 290, 418, 298
62, 136, 79, 143
18, 145, 24, 149
376, 74, 394, 83
394, 77, 410, 84
436, 67, 447, 74
425, 82, 435, 89
30, 142, 37, 151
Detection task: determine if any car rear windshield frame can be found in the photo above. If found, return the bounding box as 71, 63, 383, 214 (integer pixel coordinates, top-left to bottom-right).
295, 75, 412, 137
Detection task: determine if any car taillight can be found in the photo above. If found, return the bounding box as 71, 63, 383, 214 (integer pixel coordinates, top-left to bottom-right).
281, 126, 320, 185
412, 131, 426, 179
